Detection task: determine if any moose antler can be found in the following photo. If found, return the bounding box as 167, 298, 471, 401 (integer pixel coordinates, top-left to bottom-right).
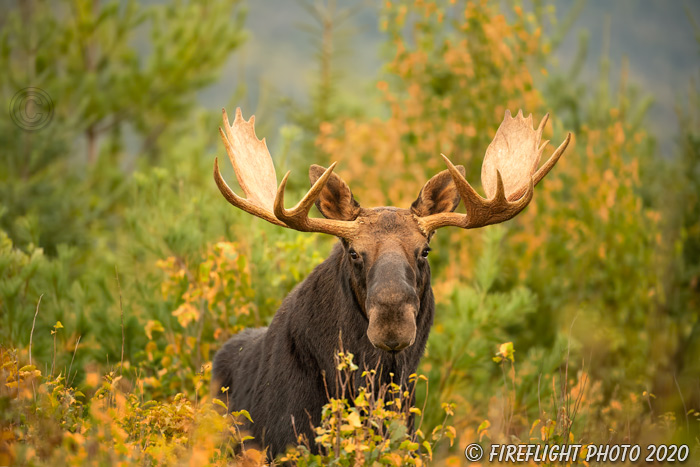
214, 108, 359, 237
418, 110, 571, 233
214, 108, 284, 226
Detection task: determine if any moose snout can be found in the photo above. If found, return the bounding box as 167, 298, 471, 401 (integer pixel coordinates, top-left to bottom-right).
364, 252, 420, 352
365, 286, 419, 353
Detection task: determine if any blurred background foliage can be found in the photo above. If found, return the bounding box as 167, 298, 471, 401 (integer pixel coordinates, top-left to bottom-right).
1, 0, 699, 464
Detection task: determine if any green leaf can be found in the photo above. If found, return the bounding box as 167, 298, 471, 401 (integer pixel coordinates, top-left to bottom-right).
233, 409, 253, 423
212, 398, 228, 410
398, 440, 419, 451
389, 421, 407, 444
422, 441, 433, 459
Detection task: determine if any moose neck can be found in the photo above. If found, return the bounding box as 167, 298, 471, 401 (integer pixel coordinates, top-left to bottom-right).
284, 241, 435, 391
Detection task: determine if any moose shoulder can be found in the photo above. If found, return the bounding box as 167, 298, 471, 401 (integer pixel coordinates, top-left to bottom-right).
211, 108, 571, 459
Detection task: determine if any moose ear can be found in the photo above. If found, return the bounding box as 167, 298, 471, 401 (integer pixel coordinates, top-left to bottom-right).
410, 166, 465, 217
309, 165, 362, 221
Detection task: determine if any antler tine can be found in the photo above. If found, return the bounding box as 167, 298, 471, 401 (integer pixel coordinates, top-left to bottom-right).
274, 162, 337, 223
534, 132, 571, 186
274, 163, 359, 238
417, 111, 569, 233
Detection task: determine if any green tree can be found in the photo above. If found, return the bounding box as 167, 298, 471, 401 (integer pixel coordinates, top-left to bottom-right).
0, 0, 246, 364
0, 0, 245, 253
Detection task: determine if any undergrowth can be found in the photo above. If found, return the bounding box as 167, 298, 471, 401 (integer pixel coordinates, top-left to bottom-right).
0, 338, 456, 466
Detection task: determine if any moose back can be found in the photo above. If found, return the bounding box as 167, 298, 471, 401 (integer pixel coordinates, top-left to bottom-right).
211, 108, 571, 458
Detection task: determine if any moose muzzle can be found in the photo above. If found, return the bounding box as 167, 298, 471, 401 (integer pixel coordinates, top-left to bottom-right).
365, 253, 419, 352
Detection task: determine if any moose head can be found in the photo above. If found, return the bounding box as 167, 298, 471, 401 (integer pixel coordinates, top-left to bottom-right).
213, 108, 570, 354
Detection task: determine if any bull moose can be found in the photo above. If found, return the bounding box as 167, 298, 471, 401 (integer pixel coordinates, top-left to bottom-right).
211, 107, 571, 458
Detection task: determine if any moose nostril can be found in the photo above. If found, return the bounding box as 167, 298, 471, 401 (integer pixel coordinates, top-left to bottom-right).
385, 340, 400, 351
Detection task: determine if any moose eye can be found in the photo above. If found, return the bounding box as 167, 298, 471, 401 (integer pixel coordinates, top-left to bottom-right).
421, 247, 431, 258
349, 249, 359, 260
